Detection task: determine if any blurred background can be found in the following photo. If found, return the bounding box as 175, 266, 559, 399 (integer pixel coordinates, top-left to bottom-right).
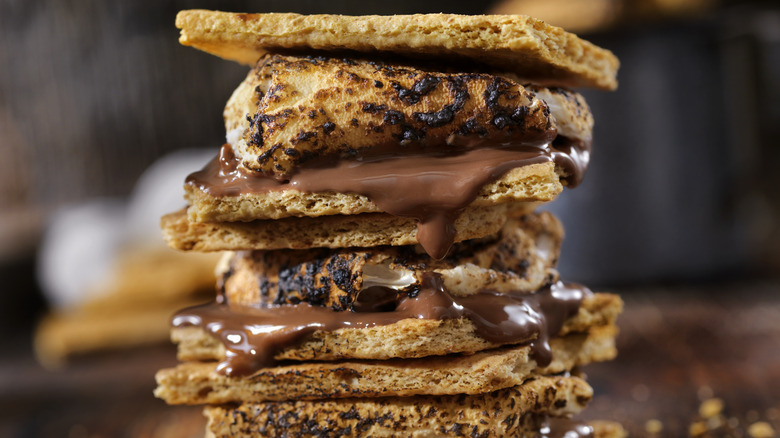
0, 0, 778, 437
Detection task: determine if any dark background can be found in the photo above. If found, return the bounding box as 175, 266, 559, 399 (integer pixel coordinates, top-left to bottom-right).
0, 0, 778, 436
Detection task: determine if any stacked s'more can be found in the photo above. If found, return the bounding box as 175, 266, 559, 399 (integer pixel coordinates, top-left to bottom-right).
155, 10, 625, 437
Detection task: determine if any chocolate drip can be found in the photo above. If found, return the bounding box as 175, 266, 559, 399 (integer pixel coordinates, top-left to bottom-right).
188, 136, 588, 259
551, 136, 591, 188
538, 417, 594, 438
172, 274, 589, 376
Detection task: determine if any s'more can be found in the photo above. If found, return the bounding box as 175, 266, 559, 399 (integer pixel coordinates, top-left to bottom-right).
155, 10, 625, 437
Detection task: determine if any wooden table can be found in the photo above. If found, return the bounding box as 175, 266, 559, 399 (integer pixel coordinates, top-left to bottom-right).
583, 282, 780, 437
1, 282, 778, 437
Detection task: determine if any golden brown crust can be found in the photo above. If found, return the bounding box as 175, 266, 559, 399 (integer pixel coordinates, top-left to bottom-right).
219, 212, 563, 310
175, 11, 619, 90
162, 204, 517, 252
203, 376, 593, 437
225, 54, 563, 178
173, 293, 622, 362
154, 325, 617, 404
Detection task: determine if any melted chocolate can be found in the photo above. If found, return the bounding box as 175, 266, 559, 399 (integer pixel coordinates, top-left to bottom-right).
551, 136, 591, 188
172, 274, 590, 376
538, 417, 594, 438
188, 137, 588, 259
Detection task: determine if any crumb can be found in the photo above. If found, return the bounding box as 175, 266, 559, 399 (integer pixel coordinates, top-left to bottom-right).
699, 398, 724, 418
748, 422, 775, 438
645, 419, 663, 434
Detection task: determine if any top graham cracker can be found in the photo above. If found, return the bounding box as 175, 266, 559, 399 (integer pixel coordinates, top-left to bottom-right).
175, 10, 619, 90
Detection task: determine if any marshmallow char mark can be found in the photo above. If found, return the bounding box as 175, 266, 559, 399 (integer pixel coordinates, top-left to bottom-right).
224, 55, 594, 182
219, 212, 563, 311
228, 55, 564, 179
172, 274, 589, 376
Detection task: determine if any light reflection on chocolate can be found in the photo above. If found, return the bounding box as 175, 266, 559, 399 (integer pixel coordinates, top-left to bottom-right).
172, 273, 590, 377
187, 135, 590, 259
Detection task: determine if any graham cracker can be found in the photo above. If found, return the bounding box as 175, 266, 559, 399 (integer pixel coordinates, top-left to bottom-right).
184, 160, 561, 223
154, 325, 617, 404
162, 204, 515, 252
175, 11, 619, 90
173, 293, 622, 363
203, 375, 592, 437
